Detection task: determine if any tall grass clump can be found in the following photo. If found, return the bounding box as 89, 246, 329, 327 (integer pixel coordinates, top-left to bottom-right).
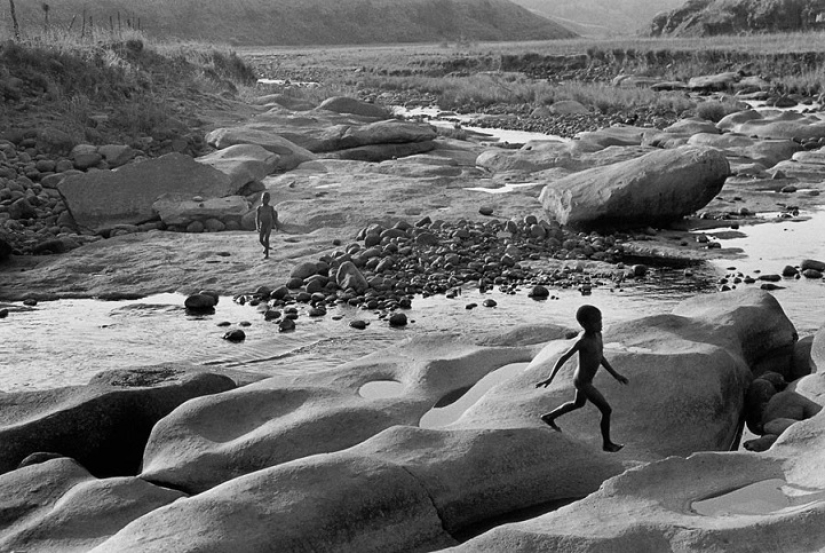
1, 20, 259, 143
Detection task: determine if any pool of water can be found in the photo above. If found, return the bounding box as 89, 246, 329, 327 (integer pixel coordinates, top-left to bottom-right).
692, 479, 825, 516
2, 209, 824, 392
393, 106, 569, 145
703, 211, 825, 335
0, 273, 702, 392
359, 380, 405, 399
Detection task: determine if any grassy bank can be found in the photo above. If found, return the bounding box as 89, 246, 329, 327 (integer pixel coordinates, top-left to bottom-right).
246, 31, 825, 116
0, 29, 256, 148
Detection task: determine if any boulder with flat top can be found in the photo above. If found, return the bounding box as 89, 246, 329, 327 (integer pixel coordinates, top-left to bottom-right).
57, 153, 235, 230
539, 146, 730, 228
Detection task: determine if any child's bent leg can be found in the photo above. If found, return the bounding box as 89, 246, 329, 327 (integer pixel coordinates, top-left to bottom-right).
582, 384, 623, 452
541, 391, 586, 431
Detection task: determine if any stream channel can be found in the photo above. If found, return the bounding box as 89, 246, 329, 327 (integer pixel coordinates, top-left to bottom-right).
1, 117, 824, 394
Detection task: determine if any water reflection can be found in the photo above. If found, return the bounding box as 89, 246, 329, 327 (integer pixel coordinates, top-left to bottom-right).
359, 380, 405, 399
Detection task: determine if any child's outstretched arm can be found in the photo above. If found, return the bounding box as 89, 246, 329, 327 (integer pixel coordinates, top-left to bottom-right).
535, 342, 579, 388
601, 356, 629, 385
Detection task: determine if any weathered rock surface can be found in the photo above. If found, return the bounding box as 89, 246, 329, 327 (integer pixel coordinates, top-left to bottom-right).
195, 143, 280, 188
0, 458, 185, 553
80, 290, 797, 553
204, 126, 316, 169
140, 334, 535, 493
321, 138, 437, 161
687, 132, 802, 170
476, 141, 651, 174
316, 96, 392, 119
0, 372, 235, 477
455, 289, 791, 459
452, 349, 825, 552
152, 195, 250, 227
208, 108, 437, 163
539, 146, 730, 228
94, 424, 625, 553
722, 110, 825, 141
575, 125, 646, 149
57, 153, 235, 230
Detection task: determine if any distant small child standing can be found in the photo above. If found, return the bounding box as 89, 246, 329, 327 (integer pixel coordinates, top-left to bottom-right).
255, 192, 280, 259
535, 305, 629, 452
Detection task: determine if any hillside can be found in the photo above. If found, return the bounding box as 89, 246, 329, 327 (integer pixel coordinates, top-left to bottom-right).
2, 0, 577, 46
648, 0, 825, 36
510, 0, 684, 37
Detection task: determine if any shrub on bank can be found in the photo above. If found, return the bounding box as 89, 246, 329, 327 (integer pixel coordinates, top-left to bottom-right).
0, 30, 258, 144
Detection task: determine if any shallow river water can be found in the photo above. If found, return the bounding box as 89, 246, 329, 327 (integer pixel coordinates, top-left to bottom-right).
1, 209, 824, 393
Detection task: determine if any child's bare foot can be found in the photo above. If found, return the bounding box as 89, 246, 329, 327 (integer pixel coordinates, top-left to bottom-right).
541, 415, 561, 432
603, 442, 623, 453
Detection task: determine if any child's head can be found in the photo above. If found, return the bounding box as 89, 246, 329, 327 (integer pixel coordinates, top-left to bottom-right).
576, 304, 602, 332
261, 192, 271, 204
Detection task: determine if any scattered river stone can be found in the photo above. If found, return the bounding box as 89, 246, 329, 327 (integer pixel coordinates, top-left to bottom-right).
184, 293, 217, 311
529, 285, 550, 299
222, 329, 245, 342
388, 313, 408, 327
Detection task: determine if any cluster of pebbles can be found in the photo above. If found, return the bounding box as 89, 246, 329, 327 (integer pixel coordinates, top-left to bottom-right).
186, 215, 657, 340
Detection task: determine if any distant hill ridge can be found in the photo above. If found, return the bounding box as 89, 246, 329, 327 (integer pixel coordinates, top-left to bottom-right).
510, 0, 685, 37
4, 0, 577, 45
648, 0, 825, 36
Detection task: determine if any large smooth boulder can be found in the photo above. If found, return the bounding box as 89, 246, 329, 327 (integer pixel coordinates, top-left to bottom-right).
663, 117, 722, 136
92, 426, 624, 553
446, 450, 808, 553
140, 335, 534, 493
315, 96, 392, 119
321, 139, 437, 161
57, 153, 235, 230
456, 289, 793, 459
671, 288, 797, 371
476, 142, 578, 173
204, 127, 316, 169
723, 110, 825, 141
687, 71, 741, 91
687, 133, 802, 169
318, 119, 438, 152
575, 125, 646, 149
539, 146, 730, 228
195, 144, 280, 187
208, 117, 435, 160
140, 386, 401, 493
0, 372, 235, 477
0, 458, 185, 553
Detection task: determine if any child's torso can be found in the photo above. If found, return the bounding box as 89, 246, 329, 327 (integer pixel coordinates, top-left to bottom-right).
574, 333, 603, 384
